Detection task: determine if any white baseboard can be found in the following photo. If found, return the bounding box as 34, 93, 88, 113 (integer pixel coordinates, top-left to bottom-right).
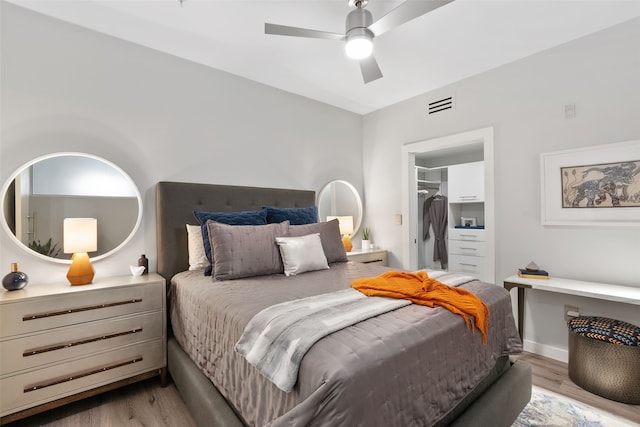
523, 339, 568, 363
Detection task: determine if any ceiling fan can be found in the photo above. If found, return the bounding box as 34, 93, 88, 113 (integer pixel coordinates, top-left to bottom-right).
265, 0, 454, 84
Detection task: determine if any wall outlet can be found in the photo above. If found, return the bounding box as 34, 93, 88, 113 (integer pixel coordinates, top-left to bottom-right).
564, 305, 580, 322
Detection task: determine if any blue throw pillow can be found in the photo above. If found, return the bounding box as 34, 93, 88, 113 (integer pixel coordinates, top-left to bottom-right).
193, 208, 268, 276
264, 206, 318, 225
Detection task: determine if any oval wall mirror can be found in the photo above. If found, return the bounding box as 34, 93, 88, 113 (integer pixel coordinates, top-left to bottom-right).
1, 152, 143, 264
317, 180, 363, 236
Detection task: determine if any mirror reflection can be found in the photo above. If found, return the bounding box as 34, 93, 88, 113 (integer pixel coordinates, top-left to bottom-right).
317, 180, 363, 236
2, 153, 142, 263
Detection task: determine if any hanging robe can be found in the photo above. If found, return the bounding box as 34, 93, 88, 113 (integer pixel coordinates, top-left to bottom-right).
423, 195, 448, 264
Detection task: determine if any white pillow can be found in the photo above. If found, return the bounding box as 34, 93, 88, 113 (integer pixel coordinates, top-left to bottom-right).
275, 233, 329, 277
186, 224, 209, 271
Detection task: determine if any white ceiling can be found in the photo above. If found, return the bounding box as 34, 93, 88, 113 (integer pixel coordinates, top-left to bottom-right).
8, 0, 640, 114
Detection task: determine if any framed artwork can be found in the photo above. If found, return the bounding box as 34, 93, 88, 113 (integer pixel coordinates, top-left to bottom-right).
540, 139, 640, 227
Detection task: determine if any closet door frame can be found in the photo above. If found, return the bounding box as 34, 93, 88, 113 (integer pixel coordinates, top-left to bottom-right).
401, 127, 495, 283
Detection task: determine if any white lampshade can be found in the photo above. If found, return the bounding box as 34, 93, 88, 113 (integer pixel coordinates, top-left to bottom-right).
64, 218, 97, 254
327, 215, 354, 236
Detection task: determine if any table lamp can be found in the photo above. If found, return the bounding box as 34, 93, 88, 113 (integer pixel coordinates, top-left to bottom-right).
327, 215, 354, 252
64, 218, 97, 285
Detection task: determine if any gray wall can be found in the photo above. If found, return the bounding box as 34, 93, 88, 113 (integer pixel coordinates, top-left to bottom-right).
0, 3, 363, 282
362, 17, 640, 360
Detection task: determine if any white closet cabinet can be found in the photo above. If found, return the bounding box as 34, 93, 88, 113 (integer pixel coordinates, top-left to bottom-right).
448, 228, 486, 279
447, 161, 488, 281
448, 161, 484, 203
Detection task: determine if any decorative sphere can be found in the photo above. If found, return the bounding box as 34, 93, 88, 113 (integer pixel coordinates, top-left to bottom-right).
3, 271, 29, 291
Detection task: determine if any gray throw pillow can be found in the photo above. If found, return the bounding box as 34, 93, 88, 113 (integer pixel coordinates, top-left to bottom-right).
288, 219, 347, 263
207, 220, 290, 280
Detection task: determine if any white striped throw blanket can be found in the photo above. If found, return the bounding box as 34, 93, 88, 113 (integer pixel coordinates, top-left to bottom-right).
235, 270, 474, 392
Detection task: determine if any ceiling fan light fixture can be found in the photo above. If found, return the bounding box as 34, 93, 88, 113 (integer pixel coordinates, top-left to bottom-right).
265, 0, 455, 82
345, 30, 373, 59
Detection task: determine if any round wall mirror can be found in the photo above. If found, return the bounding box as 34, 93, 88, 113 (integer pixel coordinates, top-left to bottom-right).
1, 152, 143, 264
317, 180, 363, 236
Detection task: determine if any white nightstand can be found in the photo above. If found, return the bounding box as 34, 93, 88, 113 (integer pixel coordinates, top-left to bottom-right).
0, 273, 166, 423
346, 249, 388, 266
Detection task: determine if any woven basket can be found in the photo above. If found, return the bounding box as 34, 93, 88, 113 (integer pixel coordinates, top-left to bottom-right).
568, 329, 640, 405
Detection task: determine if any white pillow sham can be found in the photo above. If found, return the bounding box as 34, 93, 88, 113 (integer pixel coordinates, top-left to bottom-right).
186, 224, 209, 270
275, 233, 329, 277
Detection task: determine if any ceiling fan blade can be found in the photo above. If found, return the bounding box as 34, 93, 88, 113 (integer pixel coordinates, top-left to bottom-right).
368, 0, 455, 37
359, 55, 383, 84
265, 23, 345, 41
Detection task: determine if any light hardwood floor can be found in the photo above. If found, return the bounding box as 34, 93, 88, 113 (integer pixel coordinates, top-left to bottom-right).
5, 377, 197, 427
514, 352, 640, 424
5, 352, 639, 426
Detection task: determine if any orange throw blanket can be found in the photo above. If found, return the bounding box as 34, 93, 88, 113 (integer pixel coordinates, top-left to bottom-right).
352, 271, 489, 344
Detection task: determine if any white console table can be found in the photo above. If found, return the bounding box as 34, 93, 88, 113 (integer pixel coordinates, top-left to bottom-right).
503, 275, 640, 340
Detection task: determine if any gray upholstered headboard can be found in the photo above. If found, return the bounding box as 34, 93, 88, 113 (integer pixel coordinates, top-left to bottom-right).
156, 181, 316, 282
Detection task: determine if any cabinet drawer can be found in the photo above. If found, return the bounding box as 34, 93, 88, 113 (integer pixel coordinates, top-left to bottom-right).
448, 254, 485, 278
448, 239, 486, 256
0, 339, 164, 416
0, 311, 163, 376
0, 283, 162, 338
448, 228, 485, 241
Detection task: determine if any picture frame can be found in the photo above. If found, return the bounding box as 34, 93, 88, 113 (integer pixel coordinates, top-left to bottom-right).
540, 139, 640, 227
461, 217, 477, 227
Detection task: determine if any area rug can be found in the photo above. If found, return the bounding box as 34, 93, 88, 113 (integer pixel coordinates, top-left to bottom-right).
513, 386, 639, 427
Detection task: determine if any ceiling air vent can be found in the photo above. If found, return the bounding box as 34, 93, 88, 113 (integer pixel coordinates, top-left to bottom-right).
427, 95, 454, 115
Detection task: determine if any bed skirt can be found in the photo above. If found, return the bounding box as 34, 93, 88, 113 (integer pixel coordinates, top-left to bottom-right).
167, 337, 532, 427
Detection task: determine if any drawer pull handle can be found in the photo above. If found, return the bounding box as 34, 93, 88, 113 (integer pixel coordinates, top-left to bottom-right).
22, 299, 143, 321
460, 263, 478, 267
362, 259, 383, 264
459, 196, 477, 200
24, 356, 143, 393
23, 327, 143, 357
460, 247, 477, 250
460, 235, 477, 238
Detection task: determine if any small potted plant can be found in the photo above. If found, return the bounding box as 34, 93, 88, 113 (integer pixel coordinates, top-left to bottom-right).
361, 227, 371, 251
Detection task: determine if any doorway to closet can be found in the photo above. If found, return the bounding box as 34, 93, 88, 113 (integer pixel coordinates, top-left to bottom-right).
400, 127, 495, 284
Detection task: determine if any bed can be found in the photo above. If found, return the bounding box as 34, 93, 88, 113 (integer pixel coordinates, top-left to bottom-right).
156, 181, 531, 427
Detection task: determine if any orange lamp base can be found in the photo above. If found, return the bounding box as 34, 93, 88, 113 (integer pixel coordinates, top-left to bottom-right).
67, 252, 95, 286
342, 235, 353, 252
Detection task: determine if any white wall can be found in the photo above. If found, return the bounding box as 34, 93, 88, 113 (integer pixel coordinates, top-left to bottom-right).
0, 3, 363, 283
2, 2, 638, 362
363, 17, 640, 361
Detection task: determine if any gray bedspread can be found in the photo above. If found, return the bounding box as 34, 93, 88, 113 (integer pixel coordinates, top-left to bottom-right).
170, 262, 522, 427
236, 288, 411, 392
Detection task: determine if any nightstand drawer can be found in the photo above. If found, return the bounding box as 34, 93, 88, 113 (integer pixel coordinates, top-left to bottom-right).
0, 339, 164, 416
0, 311, 163, 376
448, 239, 486, 256
347, 250, 388, 266
0, 283, 162, 338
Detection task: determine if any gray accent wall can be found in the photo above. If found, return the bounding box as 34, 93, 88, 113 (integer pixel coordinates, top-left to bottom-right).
0, 3, 363, 282
362, 17, 640, 360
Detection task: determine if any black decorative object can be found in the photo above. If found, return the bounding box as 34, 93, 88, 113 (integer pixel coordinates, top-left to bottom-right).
3, 263, 29, 291
138, 254, 148, 275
